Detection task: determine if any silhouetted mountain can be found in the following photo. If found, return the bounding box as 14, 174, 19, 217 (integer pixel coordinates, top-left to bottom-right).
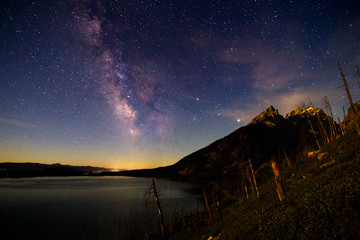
116, 105, 338, 181
0, 162, 111, 178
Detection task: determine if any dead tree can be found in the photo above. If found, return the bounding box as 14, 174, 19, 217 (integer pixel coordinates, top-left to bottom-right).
215, 190, 223, 222
246, 168, 255, 198
248, 159, 260, 199
244, 184, 249, 199
283, 148, 291, 167
338, 62, 355, 113
203, 189, 213, 223
307, 114, 321, 149
271, 160, 285, 202
151, 178, 166, 240
337, 117, 346, 136
324, 95, 337, 140
308, 96, 329, 143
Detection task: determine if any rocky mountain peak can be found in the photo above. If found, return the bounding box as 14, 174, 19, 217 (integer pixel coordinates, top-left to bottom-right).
285, 106, 325, 119
285, 106, 303, 119
118, 104, 340, 181
249, 106, 284, 127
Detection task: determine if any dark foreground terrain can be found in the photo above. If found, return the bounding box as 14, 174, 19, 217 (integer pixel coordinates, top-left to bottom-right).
168, 133, 360, 240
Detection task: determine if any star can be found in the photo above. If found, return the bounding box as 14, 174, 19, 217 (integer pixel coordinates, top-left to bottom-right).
0, 0, 359, 169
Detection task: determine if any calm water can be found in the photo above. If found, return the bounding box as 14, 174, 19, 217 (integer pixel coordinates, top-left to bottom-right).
0, 176, 203, 239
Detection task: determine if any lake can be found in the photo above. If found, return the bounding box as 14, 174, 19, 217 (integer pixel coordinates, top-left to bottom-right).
0, 176, 204, 239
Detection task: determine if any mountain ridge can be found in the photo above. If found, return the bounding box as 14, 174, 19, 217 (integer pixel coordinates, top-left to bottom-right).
114, 105, 338, 181
0, 162, 113, 178
1, 104, 344, 180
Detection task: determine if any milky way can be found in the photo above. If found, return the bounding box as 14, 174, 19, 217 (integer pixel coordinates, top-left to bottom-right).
73, 1, 173, 139
0, 0, 359, 168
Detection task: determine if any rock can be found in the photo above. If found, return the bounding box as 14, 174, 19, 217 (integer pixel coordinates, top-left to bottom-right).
286, 106, 327, 119
122, 104, 337, 181
285, 106, 303, 119
249, 106, 284, 127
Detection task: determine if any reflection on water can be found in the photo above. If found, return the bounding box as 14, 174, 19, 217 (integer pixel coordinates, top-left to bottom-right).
0, 176, 203, 239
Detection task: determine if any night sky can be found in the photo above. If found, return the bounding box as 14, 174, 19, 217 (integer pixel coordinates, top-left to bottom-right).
1, 0, 359, 169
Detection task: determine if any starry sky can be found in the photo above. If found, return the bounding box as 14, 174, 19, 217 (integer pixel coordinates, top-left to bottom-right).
1, 0, 359, 169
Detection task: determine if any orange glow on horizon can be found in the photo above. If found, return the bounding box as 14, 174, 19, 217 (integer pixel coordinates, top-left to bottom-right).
0, 141, 180, 170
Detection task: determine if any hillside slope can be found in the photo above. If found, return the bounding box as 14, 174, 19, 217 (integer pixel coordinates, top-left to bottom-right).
170, 133, 360, 240
117, 105, 336, 181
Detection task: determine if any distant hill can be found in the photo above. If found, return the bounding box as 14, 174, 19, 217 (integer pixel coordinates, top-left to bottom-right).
0, 162, 112, 178
114, 105, 338, 181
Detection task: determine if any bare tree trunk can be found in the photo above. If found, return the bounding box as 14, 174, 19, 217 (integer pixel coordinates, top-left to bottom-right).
307, 114, 321, 149
338, 117, 346, 136
338, 62, 355, 113
283, 148, 291, 167
324, 95, 334, 120
316, 109, 330, 143
244, 184, 249, 199
247, 171, 255, 195
308, 96, 329, 143
307, 96, 314, 107
151, 178, 166, 240
324, 95, 337, 140
203, 189, 213, 223
216, 197, 223, 222
271, 160, 285, 201
248, 159, 260, 199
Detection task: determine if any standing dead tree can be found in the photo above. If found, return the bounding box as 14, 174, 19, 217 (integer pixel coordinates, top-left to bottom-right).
308, 96, 330, 144
244, 183, 249, 199
151, 178, 166, 240
306, 113, 321, 149
270, 159, 285, 202
338, 62, 355, 113
323, 95, 337, 140
246, 170, 255, 196
248, 159, 260, 199
337, 116, 346, 136
283, 148, 291, 167
209, 183, 223, 222
214, 188, 223, 222
203, 189, 213, 223
338, 63, 360, 135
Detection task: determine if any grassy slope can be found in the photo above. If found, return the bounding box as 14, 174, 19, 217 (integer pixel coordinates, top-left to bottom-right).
171, 134, 360, 240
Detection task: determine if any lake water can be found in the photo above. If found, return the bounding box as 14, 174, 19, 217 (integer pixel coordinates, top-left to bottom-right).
0, 176, 204, 239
